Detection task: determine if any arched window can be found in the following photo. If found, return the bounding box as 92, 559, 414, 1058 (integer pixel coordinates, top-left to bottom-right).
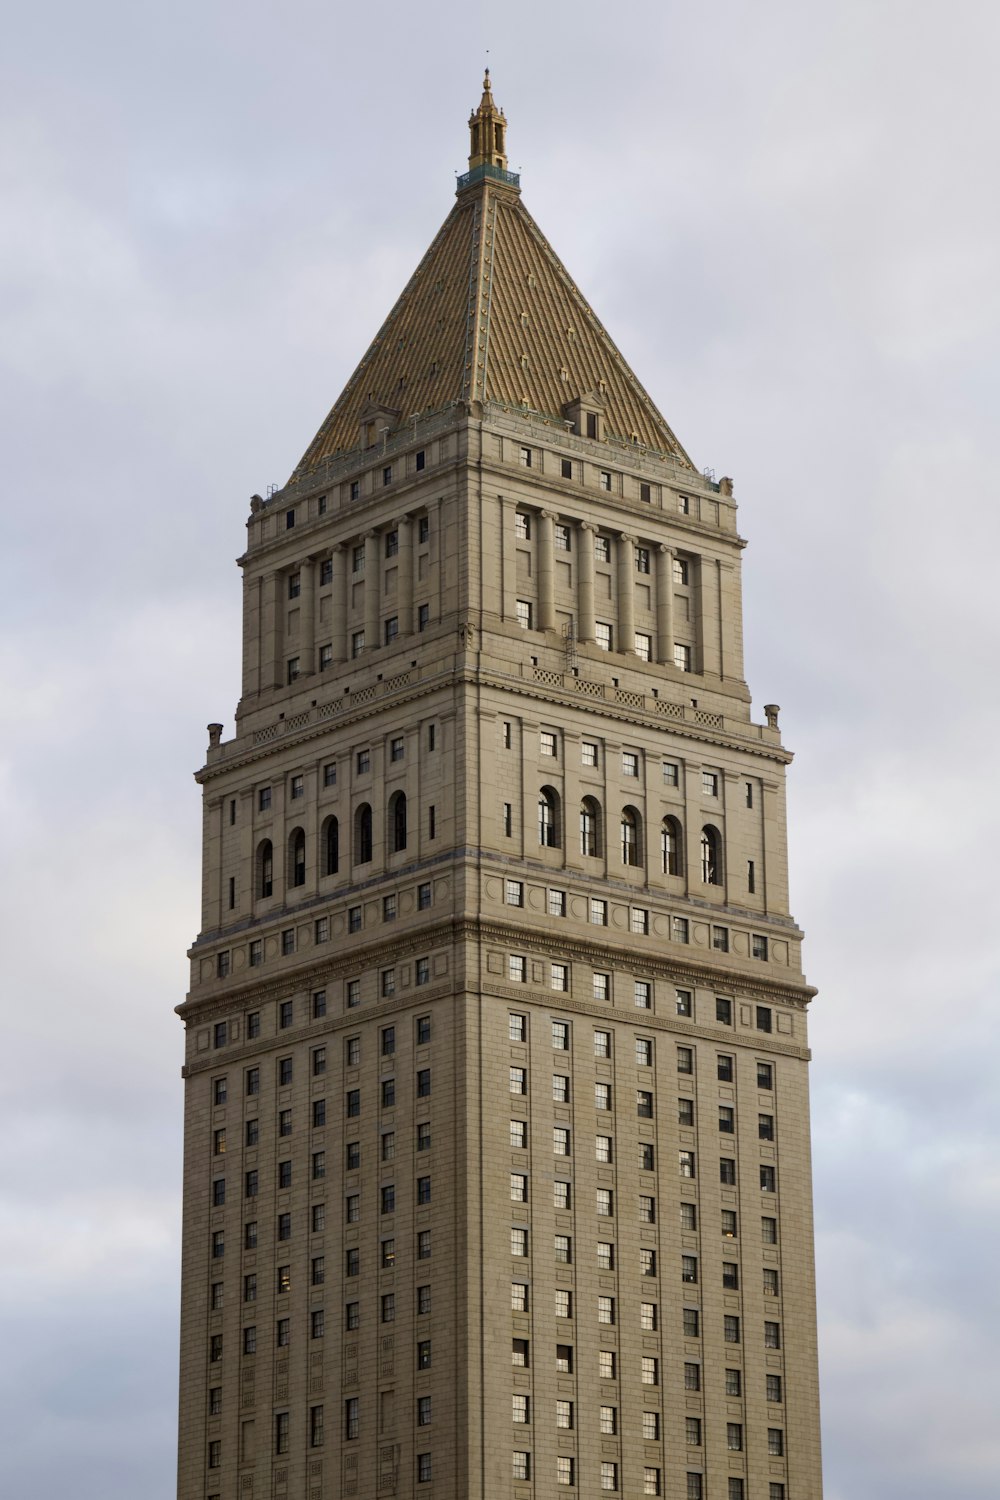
701, 825, 722, 885
354, 803, 373, 865
289, 828, 306, 888
322, 816, 339, 877
257, 840, 273, 899
621, 806, 642, 867
390, 792, 407, 853
661, 816, 683, 877
580, 797, 601, 858
538, 787, 560, 848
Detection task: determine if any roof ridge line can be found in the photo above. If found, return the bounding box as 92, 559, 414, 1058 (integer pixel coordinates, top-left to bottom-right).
292, 200, 468, 480
476, 186, 501, 403
509, 196, 694, 469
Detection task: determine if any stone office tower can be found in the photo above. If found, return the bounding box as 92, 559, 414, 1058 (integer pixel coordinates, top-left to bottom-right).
177, 74, 822, 1500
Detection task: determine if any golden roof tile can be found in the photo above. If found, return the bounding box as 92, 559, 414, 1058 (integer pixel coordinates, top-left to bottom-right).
290, 82, 693, 481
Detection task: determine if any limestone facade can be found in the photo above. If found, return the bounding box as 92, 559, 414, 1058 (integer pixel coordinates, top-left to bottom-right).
177, 76, 822, 1500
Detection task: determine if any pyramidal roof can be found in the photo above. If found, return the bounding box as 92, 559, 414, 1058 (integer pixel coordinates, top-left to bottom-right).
291, 74, 693, 481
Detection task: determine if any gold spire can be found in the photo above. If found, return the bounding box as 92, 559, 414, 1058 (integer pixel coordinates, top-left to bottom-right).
468, 68, 508, 171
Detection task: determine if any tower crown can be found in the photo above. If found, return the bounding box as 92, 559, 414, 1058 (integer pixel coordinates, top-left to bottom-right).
468, 68, 508, 171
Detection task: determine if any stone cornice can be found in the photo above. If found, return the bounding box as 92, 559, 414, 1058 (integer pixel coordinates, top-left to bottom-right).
198, 659, 790, 789
180, 911, 814, 1038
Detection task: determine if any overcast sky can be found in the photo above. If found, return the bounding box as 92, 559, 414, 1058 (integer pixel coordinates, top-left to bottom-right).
2, 2, 998, 1495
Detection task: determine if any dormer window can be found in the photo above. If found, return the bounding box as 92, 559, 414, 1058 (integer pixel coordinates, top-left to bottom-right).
564, 392, 605, 442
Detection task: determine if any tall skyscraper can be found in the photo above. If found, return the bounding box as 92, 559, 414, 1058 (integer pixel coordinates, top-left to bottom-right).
177, 73, 822, 1500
